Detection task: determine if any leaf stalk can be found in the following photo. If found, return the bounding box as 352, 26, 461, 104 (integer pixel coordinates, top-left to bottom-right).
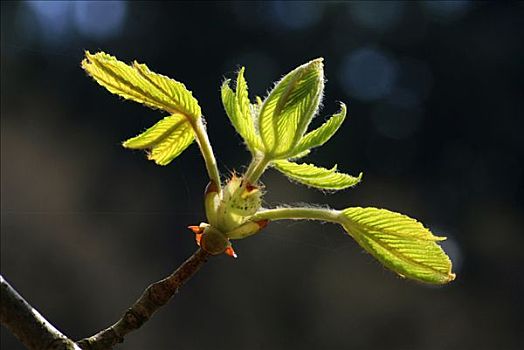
251, 206, 341, 224
190, 118, 222, 195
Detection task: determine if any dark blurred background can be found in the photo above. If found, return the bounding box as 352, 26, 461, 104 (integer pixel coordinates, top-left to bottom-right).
1, 1, 523, 349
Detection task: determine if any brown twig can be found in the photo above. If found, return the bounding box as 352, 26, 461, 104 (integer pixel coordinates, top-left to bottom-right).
1, 248, 209, 350
76, 248, 209, 350
0, 274, 81, 350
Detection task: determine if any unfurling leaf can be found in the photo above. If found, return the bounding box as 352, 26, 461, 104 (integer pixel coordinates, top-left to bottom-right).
123, 113, 186, 149
83, 53, 457, 284
221, 67, 261, 152
251, 96, 263, 117
132, 62, 201, 119
123, 114, 194, 166
291, 102, 347, 157
288, 149, 311, 160
148, 122, 194, 165
82, 51, 201, 119
272, 160, 362, 190
258, 58, 324, 158
339, 207, 456, 284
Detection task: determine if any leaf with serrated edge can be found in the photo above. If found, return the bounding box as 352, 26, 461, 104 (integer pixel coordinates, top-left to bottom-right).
82, 51, 201, 119
133, 61, 201, 119
251, 96, 263, 117
273, 160, 362, 190
340, 207, 456, 284
288, 149, 311, 160
123, 113, 187, 149
258, 58, 324, 158
235, 68, 261, 150
291, 103, 346, 157
148, 120, 194, 166
221, 68, 260, 152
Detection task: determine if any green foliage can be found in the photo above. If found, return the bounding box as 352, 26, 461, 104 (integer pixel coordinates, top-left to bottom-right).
292, 103, 347, 156
272, 160, 362, 190
82, 51, 202, 165
340, 207, 455, 284
82, 51, 201, 118
83, 52, 456, 285
221, 68, 261, 153
258, 58, 324, 158
122, 113, 194, 165
220, 62, 356, 191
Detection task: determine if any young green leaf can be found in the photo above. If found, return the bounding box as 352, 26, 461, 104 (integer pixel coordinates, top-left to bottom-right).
288, 149, 311, 160
148, 120, 194, 166
82, 51, 201, 119
123, 113, 194, 166
132, 62, 201, 120
340, 207, 456, 284
123, 113, 188, 149
251, 96, 263, 117
272, 160, 362, 190
221, 68, 261, 152
290, 103, 347, 157
258, 58, 324, 158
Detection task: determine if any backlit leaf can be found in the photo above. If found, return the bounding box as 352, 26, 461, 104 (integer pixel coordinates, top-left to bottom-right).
258, 58, 324, 158
132, 62, 201, 119
123, 113, 187, 149
123, 113, 194, 166
148, 120, 194, 166
288, 149, 311, 160
340, 207, 456, 284
291, 103, 346, 157
221, 68, 261, 152
251, 96, 263, 117
82, 51, 201, 119
272, 160, 362, 190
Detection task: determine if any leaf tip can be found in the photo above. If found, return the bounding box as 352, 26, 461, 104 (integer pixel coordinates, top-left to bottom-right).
311, 57, 324, 64
302, 58, 324, 78
448, 272, 457, 282
338, 101, 347, 113
121, 139, 134, 149
81, 50, 93, 69
309, 57, 324, 74
80, 59, 89, 71
436, 270, 456, 284
221, 78, 231, 89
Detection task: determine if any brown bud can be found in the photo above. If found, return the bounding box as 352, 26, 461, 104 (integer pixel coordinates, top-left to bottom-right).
188, 225, 204, 234
256, 220, 269, 229
204, 180, 218, 196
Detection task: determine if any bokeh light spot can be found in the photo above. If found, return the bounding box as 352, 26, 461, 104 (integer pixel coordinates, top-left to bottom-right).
270, 1, 324, 30
340, 47, 398, 101
348, 1, 405, 32
25, 0, 74, 45
73, 1, 127, 39
422, 0, 472, 22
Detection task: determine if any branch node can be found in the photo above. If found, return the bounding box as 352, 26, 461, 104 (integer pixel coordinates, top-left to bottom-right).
123, 308, 145, 330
